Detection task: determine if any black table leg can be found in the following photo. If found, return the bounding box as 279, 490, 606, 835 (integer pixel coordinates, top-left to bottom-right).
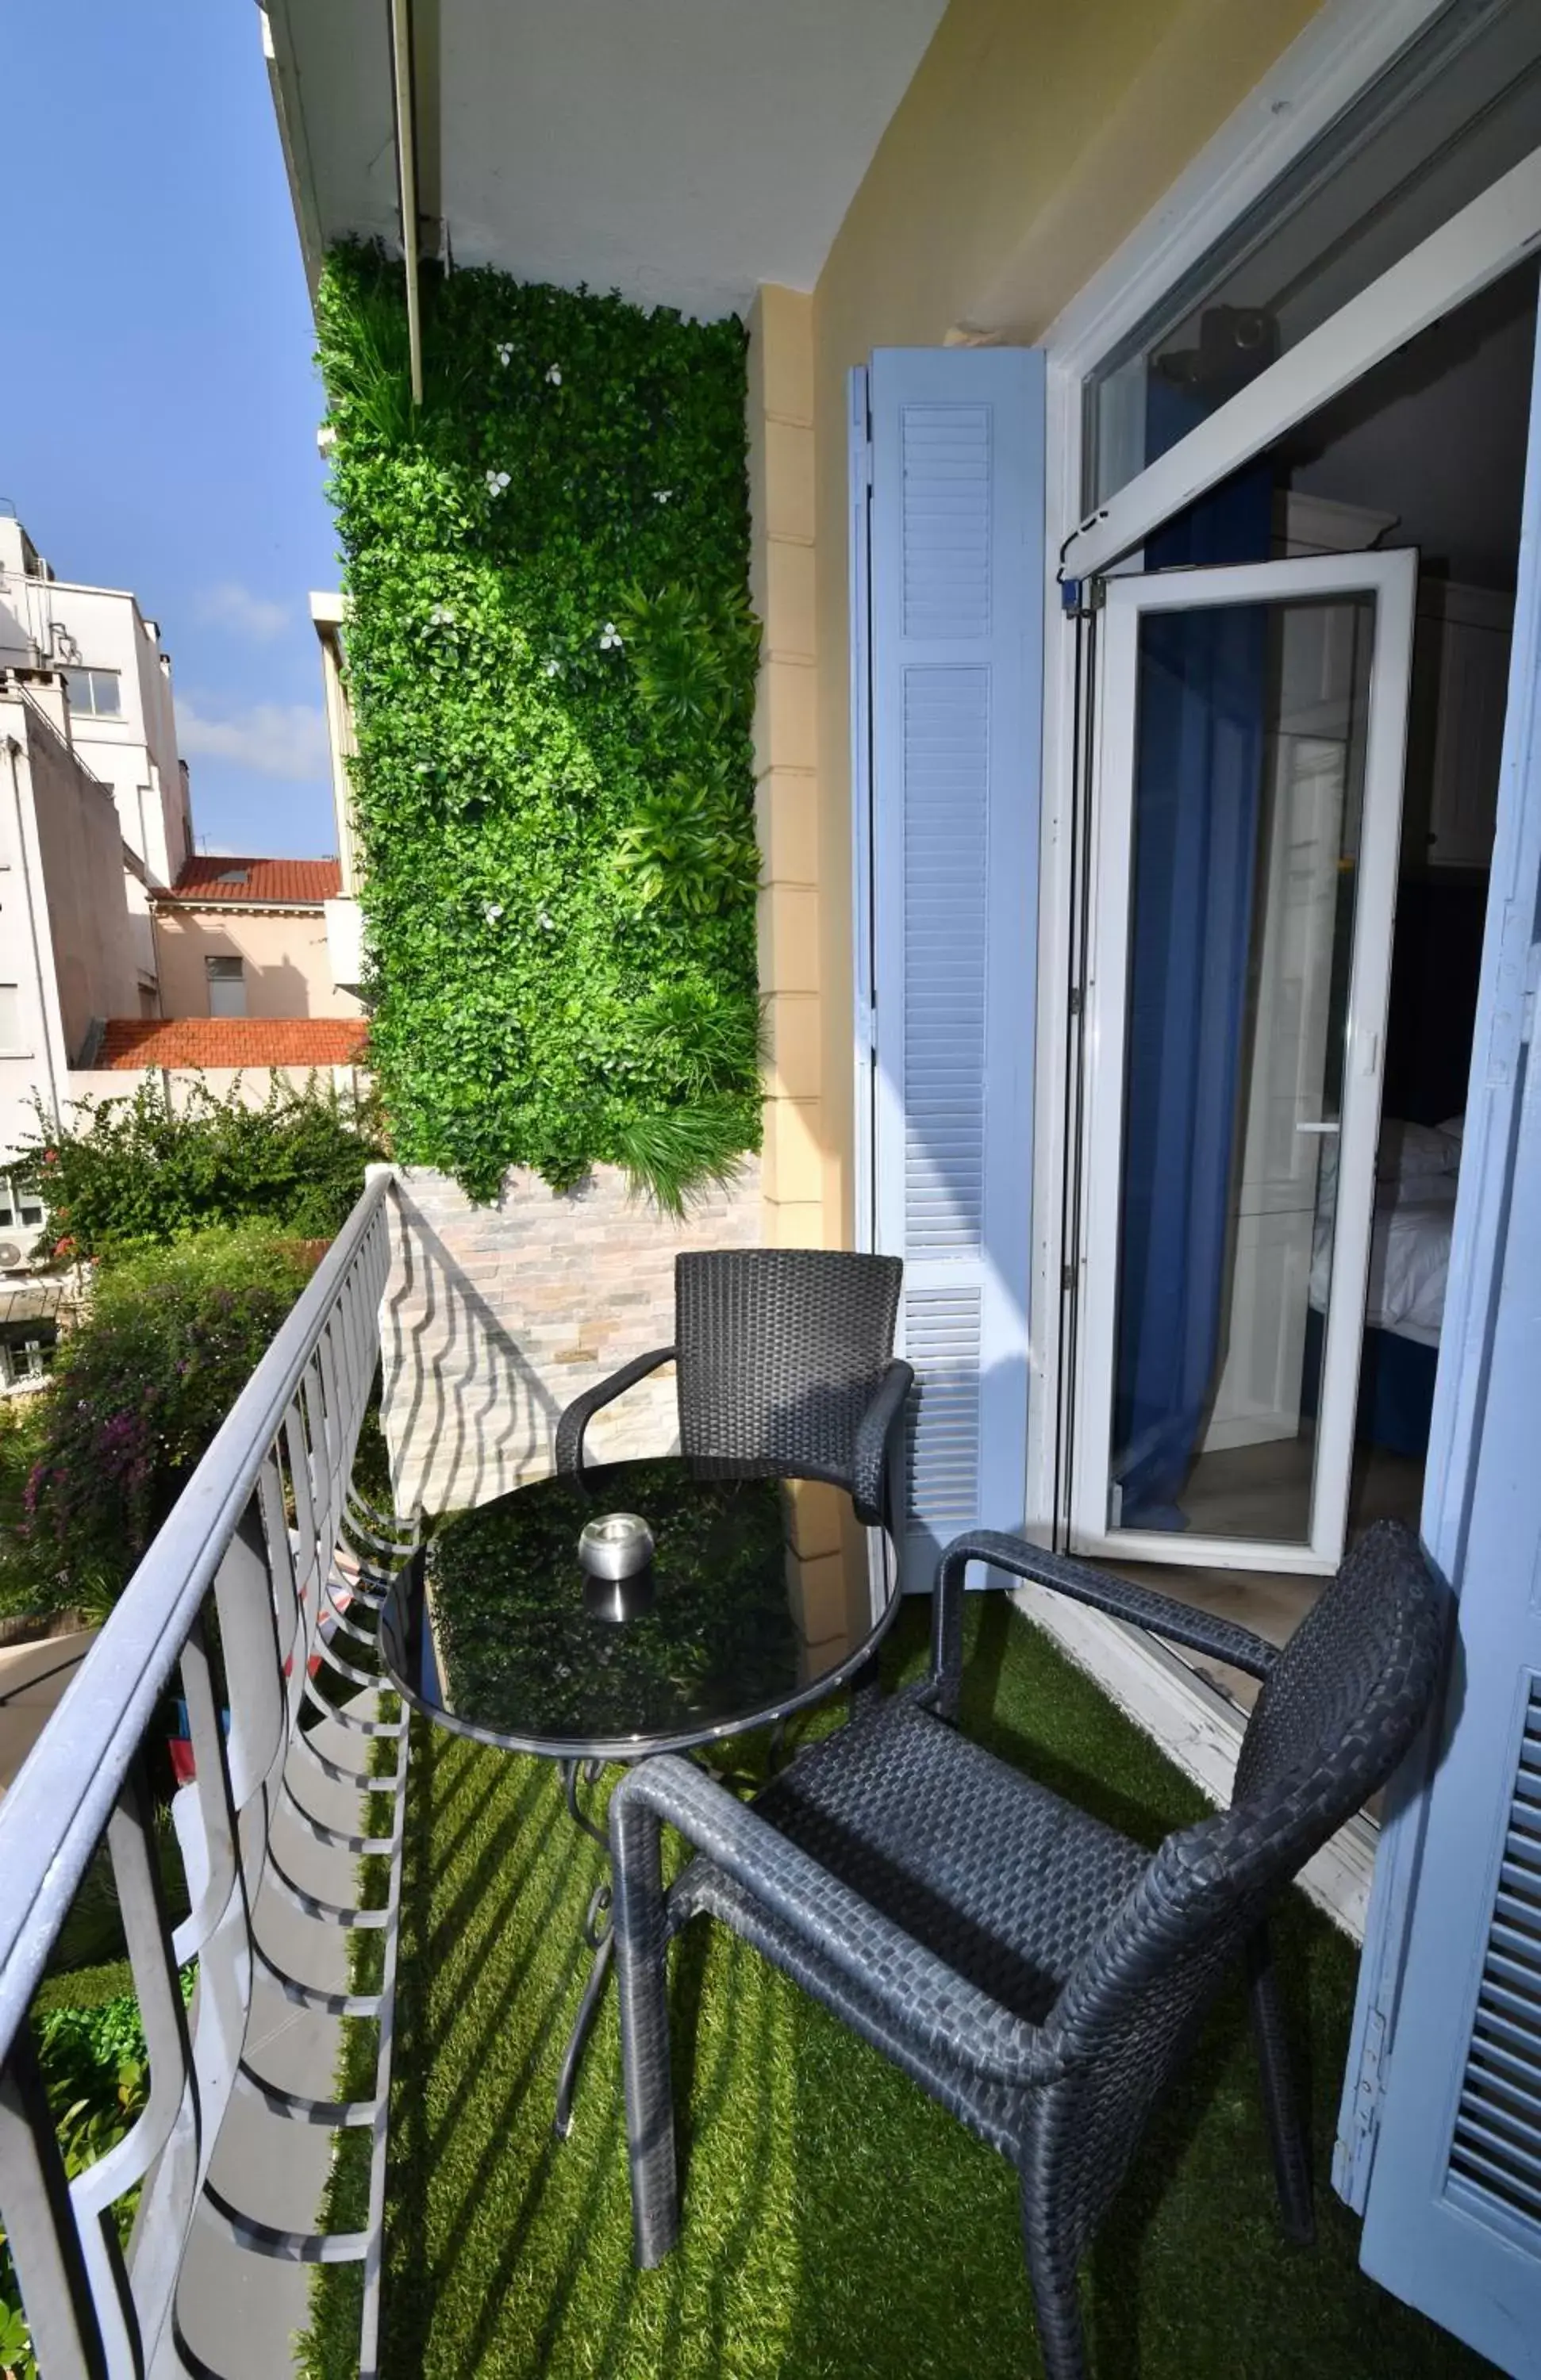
554, 1877, 614, 2139
553, 1757, 613, 2139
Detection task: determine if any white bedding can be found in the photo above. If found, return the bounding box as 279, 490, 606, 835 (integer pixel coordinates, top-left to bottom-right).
1309, 1120, 1459, 1347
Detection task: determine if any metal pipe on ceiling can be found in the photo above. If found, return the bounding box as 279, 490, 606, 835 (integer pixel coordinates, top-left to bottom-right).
389, 0, 425, 407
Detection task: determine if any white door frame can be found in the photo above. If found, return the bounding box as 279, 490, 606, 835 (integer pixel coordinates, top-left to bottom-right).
1069, 549, 1416, 1575
1063, 146, 1541, 584
1025, 0, 1541, 1537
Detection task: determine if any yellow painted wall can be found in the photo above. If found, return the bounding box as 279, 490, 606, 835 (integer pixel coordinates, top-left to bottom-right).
747, 286, 828, 1250
805, 0, 1324, 1248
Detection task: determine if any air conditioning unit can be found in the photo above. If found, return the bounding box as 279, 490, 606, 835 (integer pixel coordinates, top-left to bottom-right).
0, 1242, 26, 1272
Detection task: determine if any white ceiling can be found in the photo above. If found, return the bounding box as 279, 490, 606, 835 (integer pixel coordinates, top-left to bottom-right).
270, 0, 949, 320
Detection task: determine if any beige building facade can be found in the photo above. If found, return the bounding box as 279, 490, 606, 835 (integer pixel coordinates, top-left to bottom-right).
150, 858, 364, 1023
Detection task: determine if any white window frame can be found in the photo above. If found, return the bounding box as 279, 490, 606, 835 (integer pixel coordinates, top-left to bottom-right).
1025, 0, 1541, 1534
0, 1175, 45, 1237
205, 954, 247, 1019
1068, 549, 1417, 1576
0, 984, 28, 1059
61, 667, 123, 720
0, 1329, 55, 1390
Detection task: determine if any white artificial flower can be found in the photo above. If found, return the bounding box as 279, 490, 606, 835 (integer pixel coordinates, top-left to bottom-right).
544, 657, 563, 678
545, 363, 563, 386
538, 910, 555, 932
483, 902, 505, 925
485, 468, 511, 494
428, 604, 456, 627
652, 489, 674, 504
598, 621, 624, 651
496, 343, 513, 365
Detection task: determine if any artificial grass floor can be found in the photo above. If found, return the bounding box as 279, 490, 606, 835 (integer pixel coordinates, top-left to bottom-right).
332, 1595, 1493, 2379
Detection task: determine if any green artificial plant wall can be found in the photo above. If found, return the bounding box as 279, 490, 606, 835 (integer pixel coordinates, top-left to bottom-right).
317, 246, 763, 1208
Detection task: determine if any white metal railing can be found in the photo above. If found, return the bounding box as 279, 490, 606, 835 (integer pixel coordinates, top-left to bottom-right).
0, 1174, 415, 2378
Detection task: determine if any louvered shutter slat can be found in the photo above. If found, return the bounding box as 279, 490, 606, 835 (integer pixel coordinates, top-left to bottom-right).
863, 348, 1043, 1581
1439, 1684, 1541, 2244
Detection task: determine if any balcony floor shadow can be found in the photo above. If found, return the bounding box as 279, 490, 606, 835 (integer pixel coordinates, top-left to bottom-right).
302, 1599, 1488, 2380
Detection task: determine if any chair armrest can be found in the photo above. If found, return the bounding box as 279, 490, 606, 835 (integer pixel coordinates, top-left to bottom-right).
609, 1755, 1047, 2087
928, 1528, 1278, 1718
851, 1358, 914, 1526
554, 1346, 676, 1485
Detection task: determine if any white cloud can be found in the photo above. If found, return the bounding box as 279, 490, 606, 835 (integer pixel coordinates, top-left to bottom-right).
179, 698, 329, 782
197, 581, 291, 642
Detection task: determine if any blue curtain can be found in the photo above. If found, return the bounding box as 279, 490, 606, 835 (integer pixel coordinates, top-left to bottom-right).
1112, 387, 1274, 1529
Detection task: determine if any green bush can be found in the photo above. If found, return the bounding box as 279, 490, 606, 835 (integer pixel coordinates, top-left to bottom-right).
13, 1074, 386, 1262
316, 245, 763, 1211
0, 1230, 316, 1622
0, 1979, 194, 2378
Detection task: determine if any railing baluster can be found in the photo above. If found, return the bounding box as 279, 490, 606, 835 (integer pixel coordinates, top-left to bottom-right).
81, 1764, 199, 2366
257, 1449, 302, 1728
216, 1502, 288, 1818
316, 1319, 344, 1481
0, 2024, 110, 2378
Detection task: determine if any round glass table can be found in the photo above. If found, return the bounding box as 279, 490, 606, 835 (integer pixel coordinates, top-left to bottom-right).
379, 1455, 898, 2131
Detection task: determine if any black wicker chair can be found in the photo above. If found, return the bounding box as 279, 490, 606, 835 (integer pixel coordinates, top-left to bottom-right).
610, 1518, 1446, 2377
553, 1248, 911, 1527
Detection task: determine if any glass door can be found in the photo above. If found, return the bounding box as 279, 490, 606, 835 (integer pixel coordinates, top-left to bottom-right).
1070, 547, 1417, 1573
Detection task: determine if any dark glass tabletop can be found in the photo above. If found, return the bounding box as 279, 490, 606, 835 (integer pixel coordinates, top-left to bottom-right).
379, 1457, 898, 1760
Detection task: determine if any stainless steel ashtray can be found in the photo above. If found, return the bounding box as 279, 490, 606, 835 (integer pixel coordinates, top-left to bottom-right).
578, 1513, 655, 1581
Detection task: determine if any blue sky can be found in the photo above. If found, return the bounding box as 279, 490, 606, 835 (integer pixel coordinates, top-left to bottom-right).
6, 2, 340, 858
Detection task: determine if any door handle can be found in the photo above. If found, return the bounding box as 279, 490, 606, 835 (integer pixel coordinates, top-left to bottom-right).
1296, 1121, 1341, 1135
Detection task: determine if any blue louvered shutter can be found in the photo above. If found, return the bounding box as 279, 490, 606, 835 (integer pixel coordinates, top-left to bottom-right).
1352, 303, 1541, 2367
856, 347, 1043, 1583
1358, 1039, 1541, 2369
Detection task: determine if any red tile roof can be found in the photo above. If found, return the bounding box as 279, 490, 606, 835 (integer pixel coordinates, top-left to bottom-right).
97, 1019, 367, 1071
166, 857, 342, 905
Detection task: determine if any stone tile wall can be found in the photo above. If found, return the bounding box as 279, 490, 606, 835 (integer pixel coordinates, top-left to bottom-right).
377, 1160, 761, 1515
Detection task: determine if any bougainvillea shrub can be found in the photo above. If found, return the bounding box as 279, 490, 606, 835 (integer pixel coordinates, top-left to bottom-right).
1, 1230, 316, 1620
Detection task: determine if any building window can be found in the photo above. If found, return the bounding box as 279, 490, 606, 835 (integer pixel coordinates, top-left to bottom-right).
206, 955, 246, 1018
0, 1177, 45, 1278
0, 1326, 56, 1390
0, 985, 24, 1050
0, 1177, 45, 1235
61, 667, 122, 718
